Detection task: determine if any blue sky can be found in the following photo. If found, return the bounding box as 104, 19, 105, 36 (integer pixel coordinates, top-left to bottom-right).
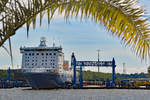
0, 0, 150, 73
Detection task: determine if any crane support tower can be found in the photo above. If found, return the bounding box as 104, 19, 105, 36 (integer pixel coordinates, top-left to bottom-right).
71, 53, 116, 88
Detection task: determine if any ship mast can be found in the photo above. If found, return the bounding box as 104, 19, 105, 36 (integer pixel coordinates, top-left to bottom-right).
53, 37, 56, 47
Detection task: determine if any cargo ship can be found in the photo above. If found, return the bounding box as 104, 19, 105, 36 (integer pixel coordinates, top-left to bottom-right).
20, 37, 73, 89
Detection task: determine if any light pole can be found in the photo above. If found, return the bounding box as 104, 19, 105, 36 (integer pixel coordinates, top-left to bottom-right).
123, 62, 126, 74
97, 50, 100, 72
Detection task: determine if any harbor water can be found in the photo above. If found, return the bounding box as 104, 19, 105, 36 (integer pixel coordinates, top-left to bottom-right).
0, 88, 150, 100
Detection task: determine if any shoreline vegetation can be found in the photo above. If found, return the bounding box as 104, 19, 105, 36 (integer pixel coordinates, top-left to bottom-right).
0, 69, 148, 82
83, 70, 148, 82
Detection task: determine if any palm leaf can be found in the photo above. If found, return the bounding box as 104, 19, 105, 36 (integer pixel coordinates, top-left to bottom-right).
0, 0, 150, 59
1, 45, 10, 56
8, 38, 13, 68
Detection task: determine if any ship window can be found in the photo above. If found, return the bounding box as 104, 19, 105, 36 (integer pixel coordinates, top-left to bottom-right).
45, 60, 47, 62
54, 53, 56, 55
46, 53, 48, 55
25, 53, 27, 55
41, 53, 44, 55
49, 53, 52, 55
32, 60, 34, 62
36, 53, 39, 55
36, 60, 37, 62
29, 53, 31, 56
42, 60, 44, 62
32, 53, 34, 56
42, 63, 44, 65
32, 63, 34, 65
45, 63, 47, 65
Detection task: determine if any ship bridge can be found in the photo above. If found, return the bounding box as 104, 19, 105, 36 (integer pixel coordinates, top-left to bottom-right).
20, 37, 62, 52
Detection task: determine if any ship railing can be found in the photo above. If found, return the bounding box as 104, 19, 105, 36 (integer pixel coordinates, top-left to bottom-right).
21, 68, 57, 73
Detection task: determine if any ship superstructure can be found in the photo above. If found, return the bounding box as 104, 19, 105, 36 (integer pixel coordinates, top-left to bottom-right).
20, 37, 73, 89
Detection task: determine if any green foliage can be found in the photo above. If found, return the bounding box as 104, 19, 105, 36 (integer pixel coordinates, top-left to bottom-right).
0, 0, 150, 59
83, 70, 148, 82
0, 70, 14, 80
0, 70, 8, 80
83, 70, 112, 81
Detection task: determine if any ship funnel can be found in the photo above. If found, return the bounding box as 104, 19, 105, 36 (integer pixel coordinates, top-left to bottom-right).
39, 37, 47, 47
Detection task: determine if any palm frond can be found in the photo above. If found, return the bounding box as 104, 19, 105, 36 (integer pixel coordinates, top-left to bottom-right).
0, 0, 150, 59
1, 45, 10, 56
8, 38, 13, 68
1, 42, 13, 68
57, 0, 150, 59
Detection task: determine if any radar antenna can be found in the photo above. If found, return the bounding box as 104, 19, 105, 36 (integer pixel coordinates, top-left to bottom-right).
39, 37, 47, 47
40, 37, 46, 42
123, 62, 126, 74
